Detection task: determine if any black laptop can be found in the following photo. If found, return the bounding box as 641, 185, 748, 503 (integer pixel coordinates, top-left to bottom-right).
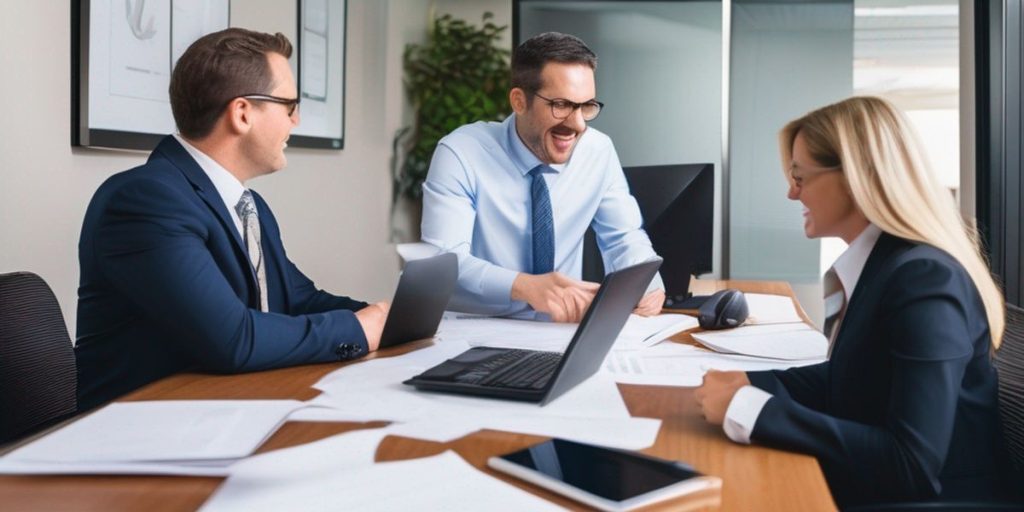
403, 258, 662, 405
378, 253, 459, 348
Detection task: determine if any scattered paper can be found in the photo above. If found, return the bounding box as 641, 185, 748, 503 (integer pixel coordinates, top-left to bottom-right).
308, 346, 661, 450
615, 313, 700, 349
0, 400, 302, 476
692, 323, 828, 360
202, 451, 565, 512
604, 343, 824, 387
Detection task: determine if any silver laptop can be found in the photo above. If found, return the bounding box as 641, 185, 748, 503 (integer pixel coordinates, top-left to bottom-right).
403, 258, 662, 404
379, 253, 458, 348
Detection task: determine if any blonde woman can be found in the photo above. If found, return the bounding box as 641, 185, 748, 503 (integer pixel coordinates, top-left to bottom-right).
695, 97, 1007, 506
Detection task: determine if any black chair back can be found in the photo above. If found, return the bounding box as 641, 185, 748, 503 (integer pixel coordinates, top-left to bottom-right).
995, 304, 1024, 485
0, 272, 77, 443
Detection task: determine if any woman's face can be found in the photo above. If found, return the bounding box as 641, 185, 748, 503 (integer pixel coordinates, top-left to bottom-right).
786, 132, 864, 241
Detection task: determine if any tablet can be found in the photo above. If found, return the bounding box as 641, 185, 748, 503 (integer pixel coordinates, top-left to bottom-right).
487, 439, 721, 511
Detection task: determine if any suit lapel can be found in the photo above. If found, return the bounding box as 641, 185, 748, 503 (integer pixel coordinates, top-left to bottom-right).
152, 136, 259, 291
831, 233, 905, 353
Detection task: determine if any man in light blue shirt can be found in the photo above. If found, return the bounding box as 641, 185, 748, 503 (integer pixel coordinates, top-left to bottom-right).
421, 32, 664, 322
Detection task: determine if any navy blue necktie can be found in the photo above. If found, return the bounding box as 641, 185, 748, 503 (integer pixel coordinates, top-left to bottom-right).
530, 165, 554, 274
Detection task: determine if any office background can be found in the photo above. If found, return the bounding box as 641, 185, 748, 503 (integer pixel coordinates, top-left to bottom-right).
2, 0, 1021, 336
0, 0, 511, 336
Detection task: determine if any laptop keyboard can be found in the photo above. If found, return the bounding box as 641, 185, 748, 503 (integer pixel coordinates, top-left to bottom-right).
456, 350, 563, 390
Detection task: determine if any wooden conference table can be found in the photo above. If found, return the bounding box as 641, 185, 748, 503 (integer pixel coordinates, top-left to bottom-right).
0, 280, 836, 511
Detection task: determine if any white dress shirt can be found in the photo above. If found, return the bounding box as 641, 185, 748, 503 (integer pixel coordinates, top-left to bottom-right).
722, 223, 883, 444
420, 115, 663, 319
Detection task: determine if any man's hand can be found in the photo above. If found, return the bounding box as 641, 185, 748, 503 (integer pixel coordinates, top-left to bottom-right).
694, 370, 750, 425
354, 301, 390, 351
634, 288, 665, 316
511, 272, 600, 323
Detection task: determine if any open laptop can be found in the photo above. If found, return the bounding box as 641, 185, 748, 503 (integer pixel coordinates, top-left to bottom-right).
403, 258, 662, 405
378, 253, 458, 349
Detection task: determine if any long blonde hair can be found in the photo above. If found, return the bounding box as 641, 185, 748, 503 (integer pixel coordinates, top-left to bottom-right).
779, 96, 1005, 348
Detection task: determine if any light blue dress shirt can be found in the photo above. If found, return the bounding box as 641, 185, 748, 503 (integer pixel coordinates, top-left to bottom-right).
421, 115, 663, 319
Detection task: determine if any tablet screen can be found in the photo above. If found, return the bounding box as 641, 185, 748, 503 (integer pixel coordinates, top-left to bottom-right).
497, 438, 701, 501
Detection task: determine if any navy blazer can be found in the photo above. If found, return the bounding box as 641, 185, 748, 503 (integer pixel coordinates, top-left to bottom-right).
747, 233, 1004, 507
76, 136, 368, 411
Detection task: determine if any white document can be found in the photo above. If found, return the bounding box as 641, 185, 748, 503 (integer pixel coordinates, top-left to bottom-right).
743, 293, 804, 325
0, 459, 233, 477
308, 343, 662, 449
692, 323, 828, 360
312, 372, 632, 422
604, 343, 824, 387
4, 400, 301, 465
202, 451, 565, 512
615, 313, 700, 349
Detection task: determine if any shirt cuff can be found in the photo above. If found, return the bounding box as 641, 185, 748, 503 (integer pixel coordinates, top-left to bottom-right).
723, 385, 773, 444
479, 265, 520, 305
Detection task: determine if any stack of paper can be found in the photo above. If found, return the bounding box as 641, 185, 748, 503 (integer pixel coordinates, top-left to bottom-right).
0, 400, 302, 476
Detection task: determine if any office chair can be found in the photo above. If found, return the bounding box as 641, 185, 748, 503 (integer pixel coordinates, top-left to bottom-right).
0, 272, 78, 444
846, 304, 1024, 511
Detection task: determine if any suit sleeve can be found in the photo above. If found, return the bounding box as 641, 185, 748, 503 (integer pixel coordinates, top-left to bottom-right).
749, 257, 975, 501
93, 178, 368, 373
590, 145, 664, 291
748, 360, 830, 409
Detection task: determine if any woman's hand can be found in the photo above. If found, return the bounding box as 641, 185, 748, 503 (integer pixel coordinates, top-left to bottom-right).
694, 370, 751, 425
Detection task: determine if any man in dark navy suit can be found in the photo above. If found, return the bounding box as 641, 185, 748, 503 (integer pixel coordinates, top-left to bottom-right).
75, 28, 389, 411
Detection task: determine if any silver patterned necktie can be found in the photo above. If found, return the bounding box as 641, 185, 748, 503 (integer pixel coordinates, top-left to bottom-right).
822, 267, 845, 358
235, 191, 269, 312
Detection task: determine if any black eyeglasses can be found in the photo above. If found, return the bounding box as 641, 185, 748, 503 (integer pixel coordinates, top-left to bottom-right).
237, 94, 301, 116
533, 93, 603, 121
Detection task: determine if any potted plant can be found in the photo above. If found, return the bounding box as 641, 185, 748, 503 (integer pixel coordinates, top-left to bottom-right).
391, 12, 511, 241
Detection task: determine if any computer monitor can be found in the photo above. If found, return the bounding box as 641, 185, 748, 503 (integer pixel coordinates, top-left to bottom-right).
582, 163, 714, 300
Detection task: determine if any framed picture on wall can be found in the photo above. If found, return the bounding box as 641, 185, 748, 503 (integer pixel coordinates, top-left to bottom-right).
290, 0, 346, 149
72, 0, 230, 151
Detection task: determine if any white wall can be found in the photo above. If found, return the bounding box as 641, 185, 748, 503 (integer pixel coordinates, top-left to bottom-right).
0, 0, 452, 336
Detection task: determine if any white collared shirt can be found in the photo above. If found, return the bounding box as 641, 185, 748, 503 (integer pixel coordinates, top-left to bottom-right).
831, 223, 883, 306
173, 134, 247, 237
721, 223, 883, 444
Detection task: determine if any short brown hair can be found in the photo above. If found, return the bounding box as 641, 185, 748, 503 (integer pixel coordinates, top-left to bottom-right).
169, 28, 292, 139
511, 32, 597, 96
